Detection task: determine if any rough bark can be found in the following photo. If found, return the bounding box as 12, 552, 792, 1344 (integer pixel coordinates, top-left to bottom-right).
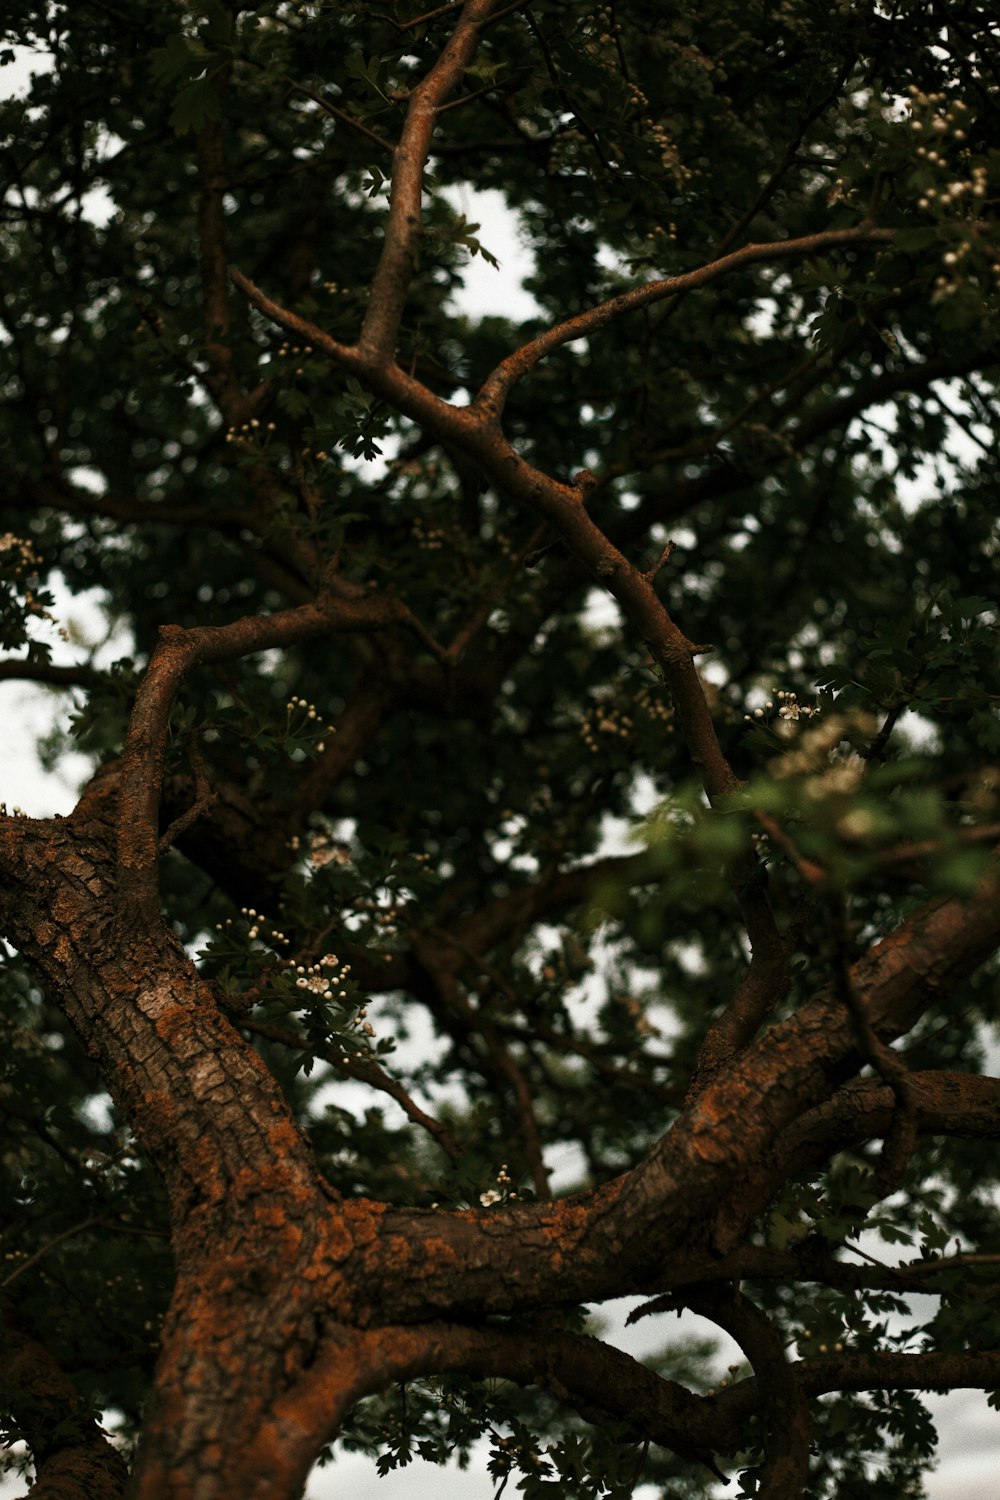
2, 793, 998, 1498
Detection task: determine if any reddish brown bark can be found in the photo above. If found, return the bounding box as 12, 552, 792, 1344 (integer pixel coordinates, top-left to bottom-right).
2, 790, 999, 1497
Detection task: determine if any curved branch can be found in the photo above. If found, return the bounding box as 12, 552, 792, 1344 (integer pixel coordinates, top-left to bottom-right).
474, 223, 895, 420
780, 1069, 1000, 1166
423, 1321, 726, 1477
702, 1069, 1000, 1261
643, 861, 1000, 1258
354, 873, 1000, 1325
684, 1285, 810, 1499
115, 596, 409, 925
289, 1320, 725, 1478
231, 267, 474, 446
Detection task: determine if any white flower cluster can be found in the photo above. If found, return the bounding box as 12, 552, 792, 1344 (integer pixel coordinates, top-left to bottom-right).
215, 906, 290, 946
289, 828, 353, 868
0, 532, 66, 638
625, 78, 691, 188
292, 952, 351, 1002
580, 685, 675, 754
581, 702, 633, 753
770, 714, 871, 795
903, 89, 999, 293
800, 1329, 845, 1354
288, 954, 378, 1054
287, 695, 335, 754
706, 1362, 747, 1398
907, 90, 973, 194
209, 914, 381, 1056
743, 689, 821, 726
411, 517, 449, 552
223, 416, 277, 446
274, 340, 312, 373
0, 532, 42, 575
479, 1163, 517, 1207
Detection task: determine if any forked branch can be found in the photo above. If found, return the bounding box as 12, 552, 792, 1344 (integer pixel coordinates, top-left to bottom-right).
115, 596, 412, 926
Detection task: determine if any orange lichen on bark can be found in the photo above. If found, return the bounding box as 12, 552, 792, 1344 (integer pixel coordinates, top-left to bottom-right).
412, 1233, 461, 1269
265, 1115, 312, 1161
319, 1211, 360, 1264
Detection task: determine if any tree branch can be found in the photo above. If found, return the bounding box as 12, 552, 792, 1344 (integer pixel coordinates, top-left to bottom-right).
474, 223, 895, 420
236, 1015, 464, 1164
196, 58, 249, 424
684, 1285, 810, 1499
827, 895, 918, 1197
711, 1348, 1000, 1450
0, 659, 103, 691
115, 597, 409, 926
358, 0, 501, 363
410, 931, 551, 1195
1, 1305, 130, 1500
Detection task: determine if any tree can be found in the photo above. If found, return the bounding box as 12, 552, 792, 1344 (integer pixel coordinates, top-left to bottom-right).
1, 0, 999, 1495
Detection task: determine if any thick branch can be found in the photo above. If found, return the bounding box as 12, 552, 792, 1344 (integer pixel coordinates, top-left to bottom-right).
358, 0, 500, 362
1, 1304, 130, 1500
386, 1321, 725, 1475
354, 869, 1000, 1322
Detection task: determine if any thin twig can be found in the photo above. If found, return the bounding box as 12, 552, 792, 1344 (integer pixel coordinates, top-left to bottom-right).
283, 76, 393, 154
398, 0, 529, 31
159, 736, 217, 855
398, 0, 466, 29
410, 931, 551, 1196
754, 811, 826, 887
860, 700, 906, 765
238, 1016, 464, 1163
642, 541, 674, 584
1, 1217, 100, 1289
444, 523, 548, 664
827, 896, 918, 1197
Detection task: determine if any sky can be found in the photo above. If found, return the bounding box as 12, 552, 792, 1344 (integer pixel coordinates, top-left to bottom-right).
2, 37, 998, 1500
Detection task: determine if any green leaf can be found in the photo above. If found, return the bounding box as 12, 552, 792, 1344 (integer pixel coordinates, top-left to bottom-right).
169, 76, 221, 137
149, 34, 210, 89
